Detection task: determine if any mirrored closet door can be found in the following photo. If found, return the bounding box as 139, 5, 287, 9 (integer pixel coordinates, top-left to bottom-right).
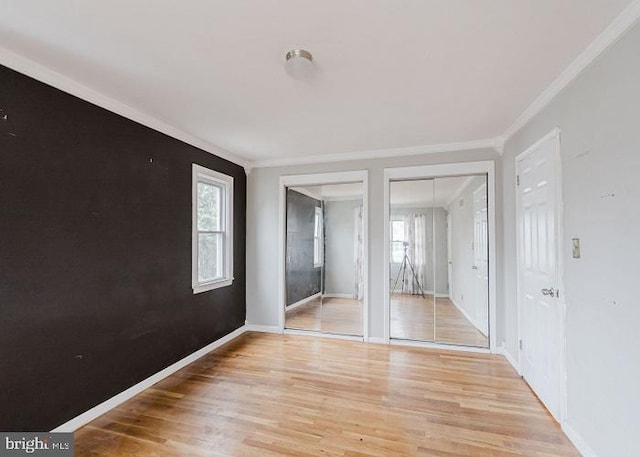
284, 182, 364, 336
389, 175, 489, 348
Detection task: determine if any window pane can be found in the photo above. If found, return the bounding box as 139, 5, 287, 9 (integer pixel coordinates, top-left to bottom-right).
198, 233, 223, 282
197, 182, 221, 231
392, 220, 405, 241
392, 241, 405, 263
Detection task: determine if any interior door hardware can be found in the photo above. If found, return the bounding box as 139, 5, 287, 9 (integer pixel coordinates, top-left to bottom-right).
541, 288, 556, 297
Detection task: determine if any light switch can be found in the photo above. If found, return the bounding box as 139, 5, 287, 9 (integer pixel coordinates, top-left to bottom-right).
572, 238, 581, 258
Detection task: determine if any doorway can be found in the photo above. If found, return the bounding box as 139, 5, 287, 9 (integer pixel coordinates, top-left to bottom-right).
383, 162, 496, 351
516, 129, 565, 422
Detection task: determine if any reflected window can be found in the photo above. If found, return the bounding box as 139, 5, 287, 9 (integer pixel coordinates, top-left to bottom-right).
391, 220, 405, 263
313, 207, 323, 267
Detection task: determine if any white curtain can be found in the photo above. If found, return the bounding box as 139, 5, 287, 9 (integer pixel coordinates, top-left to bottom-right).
405, 213, 427, 295
353, 204, 364, 300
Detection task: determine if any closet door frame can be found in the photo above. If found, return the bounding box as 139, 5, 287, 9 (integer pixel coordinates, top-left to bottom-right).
383, 161, 497, 353
279, 170, 369, 341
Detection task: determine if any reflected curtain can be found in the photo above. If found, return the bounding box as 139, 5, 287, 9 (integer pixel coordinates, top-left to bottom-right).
353, 204, 364, 300
405, 213, 427, 295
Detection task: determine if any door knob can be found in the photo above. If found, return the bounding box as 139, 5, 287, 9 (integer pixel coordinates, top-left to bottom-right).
541, 288, 556, 297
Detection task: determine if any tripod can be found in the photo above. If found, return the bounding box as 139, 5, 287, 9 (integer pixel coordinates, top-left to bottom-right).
392, 242, 426, 298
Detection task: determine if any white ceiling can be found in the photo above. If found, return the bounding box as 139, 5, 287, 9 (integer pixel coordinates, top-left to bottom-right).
0, 1, 633, 164
390, 176, 479, 208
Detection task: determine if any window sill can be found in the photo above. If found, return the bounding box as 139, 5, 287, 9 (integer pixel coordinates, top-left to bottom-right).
193, 278, 233, 294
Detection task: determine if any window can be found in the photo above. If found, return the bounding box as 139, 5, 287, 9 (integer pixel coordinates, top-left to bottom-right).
192, 164, 233, 293
313, 206, 323, 268
391, 219, 405, 263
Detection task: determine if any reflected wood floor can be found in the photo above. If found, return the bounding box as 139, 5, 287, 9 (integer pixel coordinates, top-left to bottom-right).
391, 294, 489, 347
75, 332, 579, 457
285, 294, 488, 347
285, 297, 363, 336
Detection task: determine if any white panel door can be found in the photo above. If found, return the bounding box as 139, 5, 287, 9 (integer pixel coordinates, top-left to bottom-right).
517, 132, 563, 421
472, 184, 489, 335
447, 213, 453, 297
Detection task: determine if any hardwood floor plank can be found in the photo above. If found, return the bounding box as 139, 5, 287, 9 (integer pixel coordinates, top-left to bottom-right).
75, 333, 579, 456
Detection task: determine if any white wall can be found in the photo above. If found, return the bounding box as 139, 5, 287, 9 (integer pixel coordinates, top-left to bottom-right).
246, 148, 501, 340
501, 21, 640, 457
447, 176, 487, 333
324, 199, 361, 296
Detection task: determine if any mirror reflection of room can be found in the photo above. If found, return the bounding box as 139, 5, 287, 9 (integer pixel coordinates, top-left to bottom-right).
285, 183, 364, 336
389, 175, 489, 348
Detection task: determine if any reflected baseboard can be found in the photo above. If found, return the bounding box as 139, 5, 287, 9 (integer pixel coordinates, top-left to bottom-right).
390, 291, 450, 298
449, 297, 488, 337
322, 293, 355, 299
286, 292, 322, 311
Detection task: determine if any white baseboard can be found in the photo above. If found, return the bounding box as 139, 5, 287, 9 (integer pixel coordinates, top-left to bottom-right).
367, 336, 387, 344
286, 292, 321, 311
390, 339, 490, 354
51, 325, 247, 432
495, 343, 521, 375
322, 293, 354, 299
562, 422, 599, 457
494, 345, 598, 457
245, 324, 282, 333
283, 328, 363, 342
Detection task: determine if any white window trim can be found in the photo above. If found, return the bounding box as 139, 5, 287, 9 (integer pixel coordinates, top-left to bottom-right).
192, 164, 234, 294
313, 206, 323, 268
390, 219, 405, 264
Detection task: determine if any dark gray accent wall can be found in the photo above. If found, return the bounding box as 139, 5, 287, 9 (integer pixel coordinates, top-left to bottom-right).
0, 64, 246, 431
285, 189, 321, 306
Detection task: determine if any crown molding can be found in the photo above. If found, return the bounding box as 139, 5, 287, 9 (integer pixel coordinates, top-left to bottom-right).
502, 0, 640, 142
494, 136, 505, 155
249, 138, 499, 169
0, 45, 250, 169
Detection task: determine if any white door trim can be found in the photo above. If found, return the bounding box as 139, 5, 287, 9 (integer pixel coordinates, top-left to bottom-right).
278, 170, 369, 340
382, 161, 497, 352
515, 127, 567, 424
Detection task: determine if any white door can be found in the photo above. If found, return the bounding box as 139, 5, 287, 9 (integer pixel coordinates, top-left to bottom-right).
472, 184, 489, 336
447, 213, 453, 297
516, 131, 563, 421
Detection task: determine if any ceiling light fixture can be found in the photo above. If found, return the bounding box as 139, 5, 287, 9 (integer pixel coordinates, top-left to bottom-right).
285, 49, 313, 79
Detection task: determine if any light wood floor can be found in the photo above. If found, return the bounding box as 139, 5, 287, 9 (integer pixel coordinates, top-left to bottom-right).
285, 297, 363, 336
75, 333, 579, 457
391, 294, 489, 347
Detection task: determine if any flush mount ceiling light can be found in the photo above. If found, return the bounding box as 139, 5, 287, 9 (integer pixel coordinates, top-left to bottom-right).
285, 49, 313, 80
